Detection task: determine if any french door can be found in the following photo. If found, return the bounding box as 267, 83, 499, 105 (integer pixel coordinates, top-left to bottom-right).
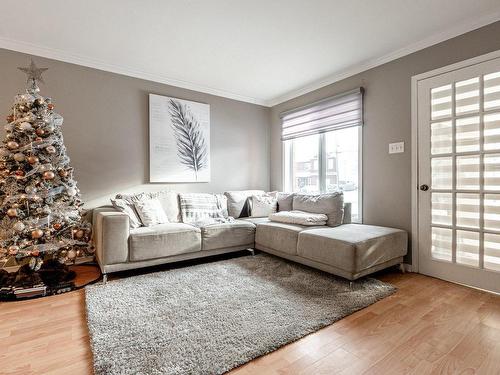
417, 54, 500, 293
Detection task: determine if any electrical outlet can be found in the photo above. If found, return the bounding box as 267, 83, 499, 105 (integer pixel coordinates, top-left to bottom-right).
389, 142, 405, 154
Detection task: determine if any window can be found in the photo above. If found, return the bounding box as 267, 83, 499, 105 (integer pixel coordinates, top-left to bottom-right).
281, 88, 363, 222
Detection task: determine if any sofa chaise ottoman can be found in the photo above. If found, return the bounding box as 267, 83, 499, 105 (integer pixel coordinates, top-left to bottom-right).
254, 221, 407, 281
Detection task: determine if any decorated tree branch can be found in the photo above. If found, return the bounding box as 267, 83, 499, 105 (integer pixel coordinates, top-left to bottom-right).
0, 59, 92, 273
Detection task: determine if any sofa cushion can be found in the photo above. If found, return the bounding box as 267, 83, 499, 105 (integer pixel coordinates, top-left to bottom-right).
277, 192, 295, 211
201, 220, 256, 251
134, 199, 169, 226
249, 193, 277, 217
297, 224, 408, 273
148, 191, 181, 223
255, 221, 322, 256
224, 190, 265, 218
110, 198, 142, 228
269, 210, 327, 226
129, 223, 201, 261
117, 190, 181, 223
293, 192, 344, 227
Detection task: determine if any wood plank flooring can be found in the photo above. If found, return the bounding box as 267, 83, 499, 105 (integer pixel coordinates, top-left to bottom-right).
1, 269, 499, 375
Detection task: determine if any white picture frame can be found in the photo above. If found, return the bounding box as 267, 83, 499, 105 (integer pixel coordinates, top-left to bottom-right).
149, 94, 211, 182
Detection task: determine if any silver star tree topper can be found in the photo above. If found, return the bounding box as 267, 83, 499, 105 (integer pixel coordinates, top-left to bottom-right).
18, 59, 48, 93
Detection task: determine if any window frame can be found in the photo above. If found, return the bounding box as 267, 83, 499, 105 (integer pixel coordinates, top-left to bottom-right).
282, 126, 363, 223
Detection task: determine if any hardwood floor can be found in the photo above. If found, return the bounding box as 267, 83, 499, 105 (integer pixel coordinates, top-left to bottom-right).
1, 270, 499, 375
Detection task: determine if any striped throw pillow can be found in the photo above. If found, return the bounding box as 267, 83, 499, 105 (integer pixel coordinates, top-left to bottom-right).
179, 193, 224, 224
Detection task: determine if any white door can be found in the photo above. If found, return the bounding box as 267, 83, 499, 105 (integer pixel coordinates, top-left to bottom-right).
417, 55, 500, 293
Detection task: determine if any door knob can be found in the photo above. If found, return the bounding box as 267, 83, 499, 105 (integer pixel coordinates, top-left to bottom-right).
420, 184, 429, 191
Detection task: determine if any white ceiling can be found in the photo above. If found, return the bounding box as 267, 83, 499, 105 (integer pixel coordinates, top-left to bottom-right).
1, 0, 499, 106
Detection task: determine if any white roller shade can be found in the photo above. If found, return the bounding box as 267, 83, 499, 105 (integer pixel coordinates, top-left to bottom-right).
281, 88, 364, 141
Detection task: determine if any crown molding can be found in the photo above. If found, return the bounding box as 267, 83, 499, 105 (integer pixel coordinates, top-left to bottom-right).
265, 11, 500, 107
1, 9, 499, 109
0, 37, 268, 106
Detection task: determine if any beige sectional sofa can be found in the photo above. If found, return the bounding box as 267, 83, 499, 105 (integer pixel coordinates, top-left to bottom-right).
93, 190, 408, 282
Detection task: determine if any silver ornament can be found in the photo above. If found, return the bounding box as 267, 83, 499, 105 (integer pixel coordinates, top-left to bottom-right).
25, 186, 37, 194
66, 187, 77, 197
19, 122, 33, 131
13, 221, 25, 232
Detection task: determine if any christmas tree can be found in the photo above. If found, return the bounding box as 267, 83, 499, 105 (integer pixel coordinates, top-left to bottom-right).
0, 59, 91, 272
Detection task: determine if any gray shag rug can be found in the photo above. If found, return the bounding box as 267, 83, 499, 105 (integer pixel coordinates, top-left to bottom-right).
85, 254, 395, 375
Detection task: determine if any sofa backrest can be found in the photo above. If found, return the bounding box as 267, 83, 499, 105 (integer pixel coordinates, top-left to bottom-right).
292, 192, 344, 227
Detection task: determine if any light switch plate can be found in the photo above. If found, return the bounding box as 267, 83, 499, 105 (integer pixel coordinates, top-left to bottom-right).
389, 141, 405, 154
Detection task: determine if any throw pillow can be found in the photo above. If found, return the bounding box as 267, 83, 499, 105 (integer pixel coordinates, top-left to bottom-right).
269, 210, 327, 226
179, 193, 225, 223
224, 190, 265, 218
276, 192, 295, 211
214, 193, 229, 218
292, 192, 344, 227
110, 198, 142, 228
134, 199, 169, 226
250, 194, 278, 217
147, 190, 181, 223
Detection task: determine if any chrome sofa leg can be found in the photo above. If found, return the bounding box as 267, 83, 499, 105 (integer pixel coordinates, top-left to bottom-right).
102, 273, 108, 284
248, 248, 255, 256
399, 263, 406, 274
349, 281, 354, 290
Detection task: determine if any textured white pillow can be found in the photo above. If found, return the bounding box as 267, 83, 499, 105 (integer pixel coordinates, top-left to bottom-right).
250, 194, 278, 217
269, 210, 327, 226
134, 199, 169, 226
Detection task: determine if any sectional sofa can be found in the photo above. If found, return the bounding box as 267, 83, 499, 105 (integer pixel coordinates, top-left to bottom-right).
93, 190, 408, 282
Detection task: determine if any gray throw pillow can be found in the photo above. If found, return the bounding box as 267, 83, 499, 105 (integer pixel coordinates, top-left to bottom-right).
224, 190, 265, 218
277, 192, 295, 211
292, 192, 344, 227
110, 198, 142, 228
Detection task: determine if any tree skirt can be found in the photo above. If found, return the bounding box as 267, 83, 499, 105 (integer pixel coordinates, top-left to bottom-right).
85, 254, 395, 375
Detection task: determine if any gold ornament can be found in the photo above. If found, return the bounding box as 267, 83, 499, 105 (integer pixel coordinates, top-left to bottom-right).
13, 153, 25, 162
67, 249, 77, 259
75, 229, 85, 239
6, 208, 18, 217
31, 229, 44, 239
35, 128, 45, 136
13, 221, 25, 232
7, 141, 19, 149
8, 245, 19, 255
53, 223, 62, 230
27, 155, 39, 165
47, 103, 54, 110
46, 146, 56, 154
43, 171, 55, 180
58, 169, 69, 178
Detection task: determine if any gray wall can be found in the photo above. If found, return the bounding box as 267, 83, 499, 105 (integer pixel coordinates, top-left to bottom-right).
0, 49, 271, 208
270, 21, 500, 263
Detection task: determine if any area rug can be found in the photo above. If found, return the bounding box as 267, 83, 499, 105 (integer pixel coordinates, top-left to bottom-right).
85, 254, 395, 375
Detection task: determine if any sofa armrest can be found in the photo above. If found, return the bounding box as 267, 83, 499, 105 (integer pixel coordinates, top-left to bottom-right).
343, 202, 352, 224
94, 210, 130, 270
